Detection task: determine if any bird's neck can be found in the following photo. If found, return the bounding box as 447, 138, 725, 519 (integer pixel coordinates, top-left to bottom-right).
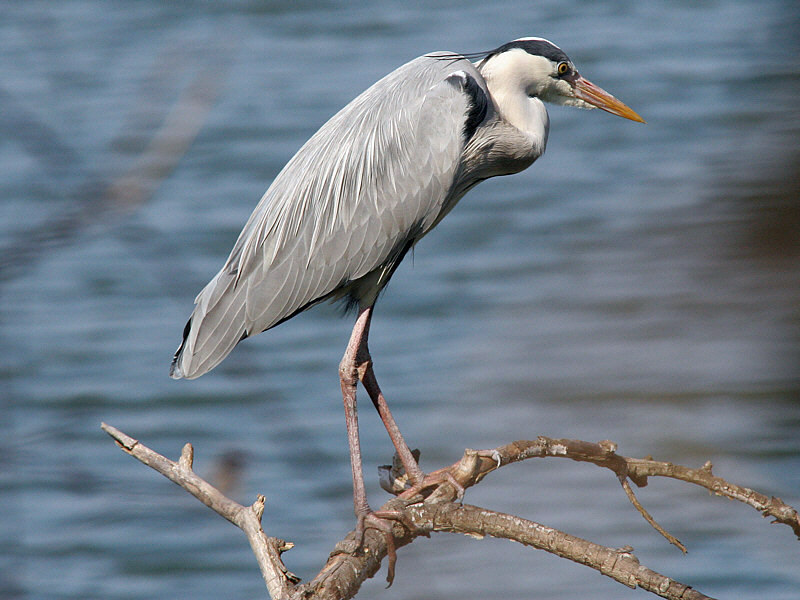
479, 51, 551, 156
484, 79, 550, 157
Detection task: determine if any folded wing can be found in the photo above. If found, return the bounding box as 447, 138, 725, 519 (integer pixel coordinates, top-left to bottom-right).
171, 54, 490, 379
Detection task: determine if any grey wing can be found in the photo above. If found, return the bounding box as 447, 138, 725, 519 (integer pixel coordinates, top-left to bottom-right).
171, 54, 490, 379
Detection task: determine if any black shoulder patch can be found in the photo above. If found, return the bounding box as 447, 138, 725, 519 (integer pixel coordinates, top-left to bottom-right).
446, 71, 489, 141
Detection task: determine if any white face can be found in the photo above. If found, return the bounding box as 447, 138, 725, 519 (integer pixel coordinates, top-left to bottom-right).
537, 60, 586, 107
479, 40, 645, 123
481, 47, 584, 107
542, 77, 598, 110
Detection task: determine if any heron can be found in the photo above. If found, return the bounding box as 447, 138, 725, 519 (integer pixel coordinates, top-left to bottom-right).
171, 37, 643, 568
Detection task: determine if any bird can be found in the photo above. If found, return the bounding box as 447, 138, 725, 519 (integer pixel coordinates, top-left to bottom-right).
171, 36, 643, 568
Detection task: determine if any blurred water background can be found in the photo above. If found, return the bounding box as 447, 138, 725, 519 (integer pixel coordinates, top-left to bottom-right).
2, 1, 799, 599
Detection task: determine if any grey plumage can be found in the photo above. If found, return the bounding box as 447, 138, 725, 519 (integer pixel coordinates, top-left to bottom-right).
170, 39, 643, 381
171, 53, 538, 379
170, 40, 644, 565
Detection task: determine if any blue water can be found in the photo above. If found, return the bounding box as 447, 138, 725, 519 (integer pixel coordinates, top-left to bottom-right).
2, 1, 798, 599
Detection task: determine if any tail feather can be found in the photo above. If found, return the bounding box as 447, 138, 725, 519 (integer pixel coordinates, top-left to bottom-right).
170, 270, 249, 380
169, 317, 193, 378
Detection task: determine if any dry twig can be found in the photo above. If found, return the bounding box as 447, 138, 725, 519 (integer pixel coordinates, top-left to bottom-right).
100, 423, 298, 599
102, 425, 799, 600
487, 438, 800, 539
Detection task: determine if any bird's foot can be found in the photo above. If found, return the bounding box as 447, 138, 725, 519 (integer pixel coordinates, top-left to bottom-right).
398, 467, 466, 503
398, 448, 503, 504
345, 506, 417, 587
378, 448, 468, 503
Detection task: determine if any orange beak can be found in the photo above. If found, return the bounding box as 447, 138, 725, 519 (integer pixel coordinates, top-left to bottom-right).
572, 75, 645, 123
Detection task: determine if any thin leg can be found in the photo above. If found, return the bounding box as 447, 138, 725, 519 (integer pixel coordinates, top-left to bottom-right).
338, 305, 453, 585
360, 364, 424, 485
339, 307, 408, 585
346, 306, 423, 485
351, 308, 468, 504
339, 308, 373, 518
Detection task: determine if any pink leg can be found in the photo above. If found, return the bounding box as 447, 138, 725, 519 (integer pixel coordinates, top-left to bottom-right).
339, 305, 424, 505
339, 306, 415, 584
355, 309, 424, 485
339, 308, 372, 518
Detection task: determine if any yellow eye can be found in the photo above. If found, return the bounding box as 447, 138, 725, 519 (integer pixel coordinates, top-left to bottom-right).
557, 62, 570, 76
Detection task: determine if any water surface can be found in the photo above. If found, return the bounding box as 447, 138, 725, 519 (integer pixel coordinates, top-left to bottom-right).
2, 2, 798, 599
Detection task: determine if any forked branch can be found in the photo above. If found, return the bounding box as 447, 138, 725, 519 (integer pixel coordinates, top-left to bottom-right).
478, 437, 800, 539
100, 423, 298, 599
101, 424, 799, 600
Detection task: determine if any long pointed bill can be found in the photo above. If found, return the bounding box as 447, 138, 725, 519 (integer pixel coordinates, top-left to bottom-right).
572, 76, 645, 123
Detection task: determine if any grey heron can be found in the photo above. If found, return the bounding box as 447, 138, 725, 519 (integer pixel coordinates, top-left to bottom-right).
171, 37, 643, 571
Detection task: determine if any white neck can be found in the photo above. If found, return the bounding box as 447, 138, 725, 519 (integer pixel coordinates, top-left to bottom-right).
478, 50, 551, 154
489, 85, 549, 151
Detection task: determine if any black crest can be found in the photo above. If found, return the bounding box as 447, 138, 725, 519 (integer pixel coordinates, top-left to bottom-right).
486, 38, 571, 65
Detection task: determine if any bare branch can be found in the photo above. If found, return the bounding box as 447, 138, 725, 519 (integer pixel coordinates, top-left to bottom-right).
102, 425, 798, 600
100, 423, 296, 599
619, 476, 687, 553
475, 438, 800, 539
415, 503, 714, 600
301, 445, 717, 600
297, 491, 714, 600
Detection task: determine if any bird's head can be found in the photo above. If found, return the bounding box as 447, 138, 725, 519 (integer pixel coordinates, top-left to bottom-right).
478, 37, 645, 123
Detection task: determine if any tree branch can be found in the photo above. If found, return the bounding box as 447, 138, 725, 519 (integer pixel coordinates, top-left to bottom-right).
416, 504, 710, 599
101, 425, 799, 600
100, 423, 298, 599
299, 498, 715, 600
476, 438, 800, 539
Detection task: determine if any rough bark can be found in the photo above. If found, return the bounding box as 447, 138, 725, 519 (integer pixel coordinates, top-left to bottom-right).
102, 424, 799, 600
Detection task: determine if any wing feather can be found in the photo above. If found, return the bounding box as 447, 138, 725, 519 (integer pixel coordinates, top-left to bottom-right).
171, 54, 490, 379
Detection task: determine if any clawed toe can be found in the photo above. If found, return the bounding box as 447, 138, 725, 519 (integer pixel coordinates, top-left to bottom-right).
399, 468, 466, 504
441, 471, 466, 503
354, 508, 416, 586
